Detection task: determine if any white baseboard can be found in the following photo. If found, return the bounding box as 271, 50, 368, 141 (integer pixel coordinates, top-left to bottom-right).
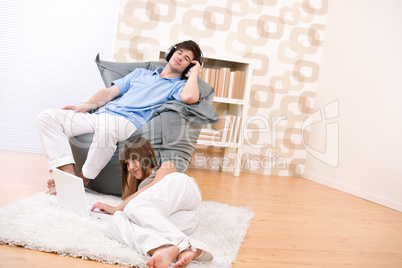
303, 171, 402, 212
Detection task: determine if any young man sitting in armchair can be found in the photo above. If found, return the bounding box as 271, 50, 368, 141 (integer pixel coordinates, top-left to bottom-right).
36, 40, 203, 195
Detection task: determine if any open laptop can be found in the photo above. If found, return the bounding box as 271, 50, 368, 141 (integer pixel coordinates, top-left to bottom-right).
52, 168, 113, 219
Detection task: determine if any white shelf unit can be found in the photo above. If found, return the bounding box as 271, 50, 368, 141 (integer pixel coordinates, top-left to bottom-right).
141, 46, 252, 176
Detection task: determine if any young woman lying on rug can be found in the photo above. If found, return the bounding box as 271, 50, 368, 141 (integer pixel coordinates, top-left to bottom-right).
91, 137, 213, 268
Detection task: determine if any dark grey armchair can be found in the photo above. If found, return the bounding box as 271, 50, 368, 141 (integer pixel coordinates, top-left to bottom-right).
69, 55, 218, 196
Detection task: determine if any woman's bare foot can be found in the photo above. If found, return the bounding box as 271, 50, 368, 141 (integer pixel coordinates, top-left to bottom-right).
147, 245, 179, 268
173, 248, 202, 268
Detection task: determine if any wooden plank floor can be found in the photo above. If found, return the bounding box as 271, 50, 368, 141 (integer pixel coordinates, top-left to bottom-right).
1, 151, 402, 267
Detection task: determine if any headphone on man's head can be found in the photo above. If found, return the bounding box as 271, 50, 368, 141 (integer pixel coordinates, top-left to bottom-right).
164, 42, 204, 77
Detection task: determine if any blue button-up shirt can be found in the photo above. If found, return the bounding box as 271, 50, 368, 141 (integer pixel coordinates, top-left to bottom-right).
95, 68, 185, 129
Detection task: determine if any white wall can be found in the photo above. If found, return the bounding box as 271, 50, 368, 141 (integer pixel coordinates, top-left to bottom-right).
303, 0, 402, 211
0, 0, 119, 153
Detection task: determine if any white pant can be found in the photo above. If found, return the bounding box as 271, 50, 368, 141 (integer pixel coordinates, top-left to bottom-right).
108, 173, 213, 261
36, 109, 137, 179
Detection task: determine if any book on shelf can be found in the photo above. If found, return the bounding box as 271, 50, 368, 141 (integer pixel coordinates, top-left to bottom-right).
231, 70, 246, 100
225, 115, 235, 144
198, 115, 226, 143
198, 67, 246, 100
198, 115, 241, 145
214, 69, 223, 98
222, 68, 231, 98
231, 115, 241, 144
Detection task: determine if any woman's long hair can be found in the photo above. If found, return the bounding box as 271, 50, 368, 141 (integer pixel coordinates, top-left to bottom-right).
120, 137, 159, 193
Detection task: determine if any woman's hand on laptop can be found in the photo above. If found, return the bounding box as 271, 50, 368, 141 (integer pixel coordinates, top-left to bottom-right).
91, 202, 117, 215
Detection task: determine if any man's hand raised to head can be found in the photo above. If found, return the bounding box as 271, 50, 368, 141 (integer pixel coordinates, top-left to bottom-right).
185, 60, 201, 78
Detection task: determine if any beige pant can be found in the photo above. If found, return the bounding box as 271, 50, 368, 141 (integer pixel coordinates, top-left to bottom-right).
36, 109, 136, 179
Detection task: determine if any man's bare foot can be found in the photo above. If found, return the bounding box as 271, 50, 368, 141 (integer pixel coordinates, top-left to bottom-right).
173, 248, 202, 268
58, 163, 76, 175
147, 245, 179, 268
46, 179, 57, 195
46, 164, 81, 195
78, 172, 90, 186
45, 164, 76, 195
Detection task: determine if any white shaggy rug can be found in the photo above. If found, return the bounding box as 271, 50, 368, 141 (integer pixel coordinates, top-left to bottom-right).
0, 191, 255, 268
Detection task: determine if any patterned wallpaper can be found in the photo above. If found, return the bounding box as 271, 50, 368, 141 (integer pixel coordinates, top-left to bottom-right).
114, 0, 328, 177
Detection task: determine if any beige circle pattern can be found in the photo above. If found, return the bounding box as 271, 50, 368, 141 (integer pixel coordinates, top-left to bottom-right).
114, 0, 328, 177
